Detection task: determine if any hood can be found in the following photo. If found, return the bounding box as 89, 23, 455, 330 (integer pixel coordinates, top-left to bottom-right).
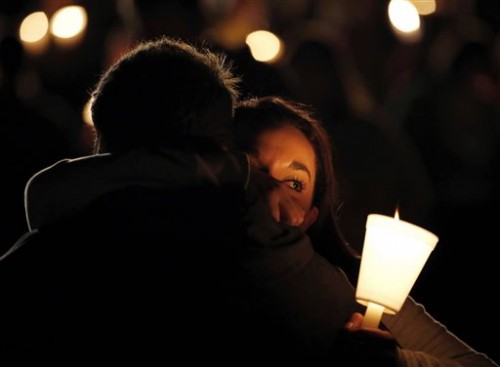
25, 149, 249, 230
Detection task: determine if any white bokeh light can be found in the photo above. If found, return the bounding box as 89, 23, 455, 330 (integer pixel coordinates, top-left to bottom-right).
409, 0, 436, 15
245, 30, 283, 63
388, 0, 421, 33
50, 6, 88, 39
19, 12, 49, 43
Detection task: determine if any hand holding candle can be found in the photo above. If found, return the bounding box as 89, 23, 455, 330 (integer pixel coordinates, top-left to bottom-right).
355, 213, 439, 328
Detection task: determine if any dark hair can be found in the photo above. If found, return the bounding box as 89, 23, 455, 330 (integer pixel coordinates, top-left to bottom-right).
233, 96, 360, 277
90, 37, 240, 153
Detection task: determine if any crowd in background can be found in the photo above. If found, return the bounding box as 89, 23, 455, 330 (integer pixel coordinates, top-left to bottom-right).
1, 0, 499, 361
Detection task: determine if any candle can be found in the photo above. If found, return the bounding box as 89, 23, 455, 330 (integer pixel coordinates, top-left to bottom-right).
355, 213, 439, 328
362, 302, 385, 328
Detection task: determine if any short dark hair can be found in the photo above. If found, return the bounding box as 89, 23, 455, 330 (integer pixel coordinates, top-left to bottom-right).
90, 37, 240, 153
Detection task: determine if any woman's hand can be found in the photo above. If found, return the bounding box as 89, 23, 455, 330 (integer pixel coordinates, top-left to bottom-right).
335, 312, 401, 367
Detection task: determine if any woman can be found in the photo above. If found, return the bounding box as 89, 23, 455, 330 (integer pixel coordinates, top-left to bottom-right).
233, 95, 361, 281
233, 95, 499, 367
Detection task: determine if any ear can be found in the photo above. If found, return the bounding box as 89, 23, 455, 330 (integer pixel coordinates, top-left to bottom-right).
299, 206, 319, 233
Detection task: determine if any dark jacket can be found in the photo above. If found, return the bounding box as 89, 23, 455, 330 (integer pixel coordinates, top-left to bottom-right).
1, 149, 359, 365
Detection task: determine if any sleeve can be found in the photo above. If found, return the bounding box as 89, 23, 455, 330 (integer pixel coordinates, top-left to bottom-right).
382, 297, 499, 367
238, 189, 362, 361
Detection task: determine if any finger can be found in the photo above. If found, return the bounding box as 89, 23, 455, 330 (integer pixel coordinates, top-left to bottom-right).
299, 206, 319, 232
348, 329, 396, 348
345, 312, 364, 330
279, 197, 306, 226
267, 191, 281, 222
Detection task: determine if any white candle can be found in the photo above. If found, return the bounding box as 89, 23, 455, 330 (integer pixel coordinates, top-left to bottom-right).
362, 302, 385, 328
356, 214, 439, 325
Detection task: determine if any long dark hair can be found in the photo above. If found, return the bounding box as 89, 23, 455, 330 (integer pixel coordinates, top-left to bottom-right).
233, 96, 360, 280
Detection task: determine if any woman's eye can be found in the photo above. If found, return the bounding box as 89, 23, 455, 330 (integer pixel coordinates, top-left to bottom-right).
285, 179, 305, 192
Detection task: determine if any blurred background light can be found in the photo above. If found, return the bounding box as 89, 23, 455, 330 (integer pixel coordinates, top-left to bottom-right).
50, 5, 87, 39
388, 0, 421, 33
19, 11, 49, 43
409, 0, 436, 15
82, 98, 93, 127
245, 30, 283, 63
388, 0, 423, 43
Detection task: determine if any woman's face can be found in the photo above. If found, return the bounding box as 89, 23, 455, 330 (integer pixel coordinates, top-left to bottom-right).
253, 125, 317, 211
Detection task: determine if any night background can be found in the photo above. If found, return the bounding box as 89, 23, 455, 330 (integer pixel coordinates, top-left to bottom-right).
1, 0, 499, 361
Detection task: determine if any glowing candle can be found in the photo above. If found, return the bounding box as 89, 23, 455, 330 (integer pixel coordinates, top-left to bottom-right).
355, 212, 439, 328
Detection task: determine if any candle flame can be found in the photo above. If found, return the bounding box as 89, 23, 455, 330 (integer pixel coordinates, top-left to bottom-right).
394, 208, 400, 220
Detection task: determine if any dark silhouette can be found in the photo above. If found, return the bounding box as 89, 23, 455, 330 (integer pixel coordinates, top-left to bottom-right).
0, 36, 71, 252
2, 37, 358, 365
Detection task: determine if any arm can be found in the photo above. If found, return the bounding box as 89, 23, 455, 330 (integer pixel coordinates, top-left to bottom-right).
25, 149, 249, 230
238, 185, 362, 362
382, 296, 499, 367
25, 147, 304, 231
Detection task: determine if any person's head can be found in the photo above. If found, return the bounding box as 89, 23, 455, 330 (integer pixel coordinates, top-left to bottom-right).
90, 37, 240, 153
234, 96, 337, 222
233, 96, 359, 272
